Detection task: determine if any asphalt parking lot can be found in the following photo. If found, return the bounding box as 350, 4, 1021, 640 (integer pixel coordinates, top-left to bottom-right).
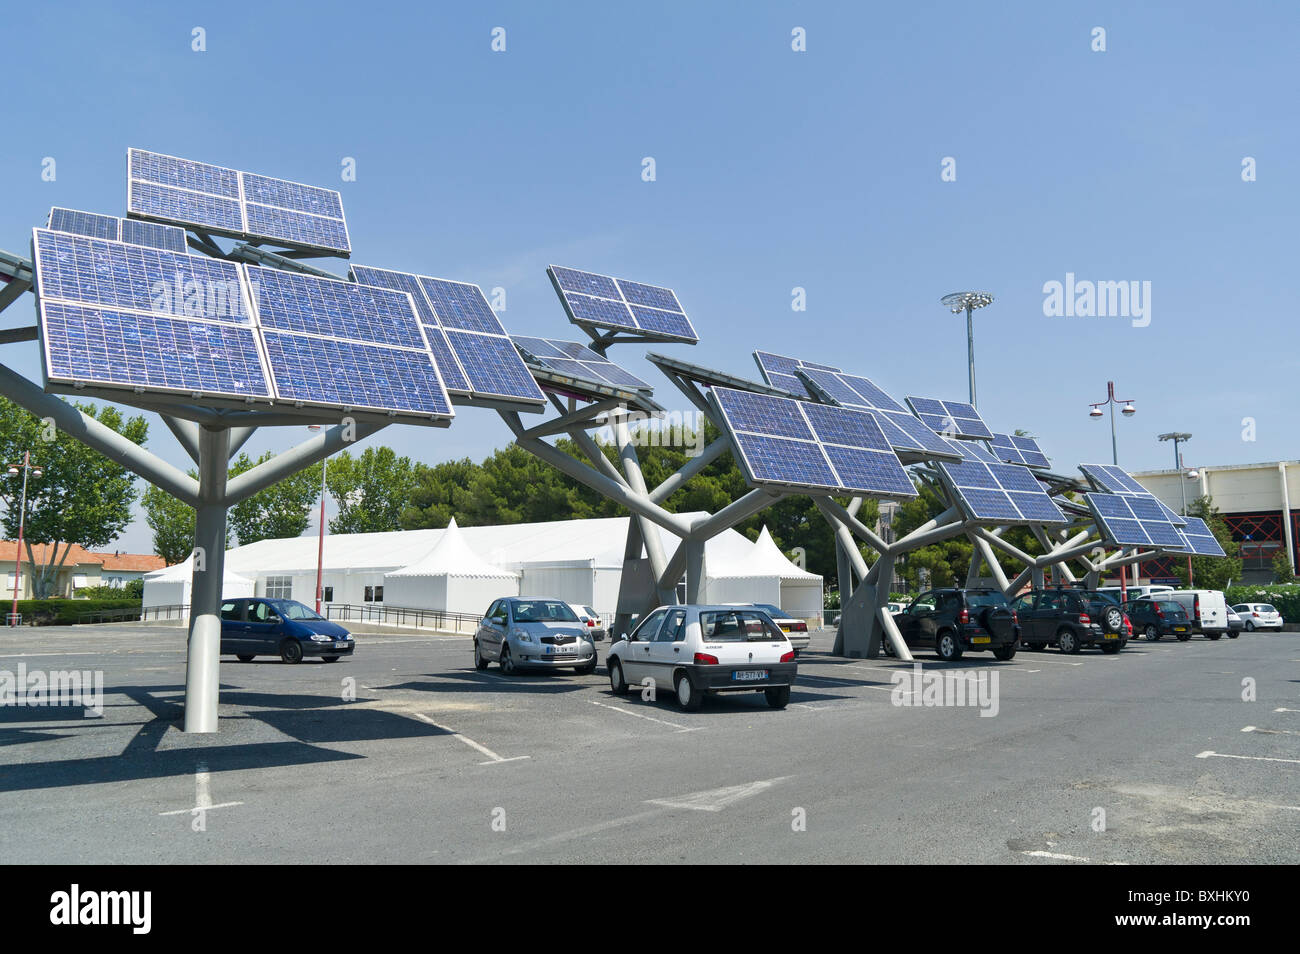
1, 624, 1297, 864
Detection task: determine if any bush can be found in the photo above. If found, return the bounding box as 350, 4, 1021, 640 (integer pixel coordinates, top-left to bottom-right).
74, 581, 145, 601
10, 599, 143, 626
1224, 584, 1300, 621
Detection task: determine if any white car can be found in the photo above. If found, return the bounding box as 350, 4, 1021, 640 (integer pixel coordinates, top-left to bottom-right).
568, 603, 607, 641
606, 605, 798, 711
1232, 603, 1284, 631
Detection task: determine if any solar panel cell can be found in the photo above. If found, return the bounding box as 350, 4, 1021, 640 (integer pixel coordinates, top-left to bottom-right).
419, 278, 507, 335
254, 268, 425, 348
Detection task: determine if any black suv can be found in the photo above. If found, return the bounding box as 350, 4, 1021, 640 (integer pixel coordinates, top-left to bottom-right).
1010, 588, 1128, 654
888, 588, 1019, 661
1122, 599, 1192, 641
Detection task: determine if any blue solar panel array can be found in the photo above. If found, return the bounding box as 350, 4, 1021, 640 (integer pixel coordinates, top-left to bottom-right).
1085, 493, 1188, 550
906, 395, 994, 440
937, 457, 1067, 524
350, 264, 545, 406
32, 229, 454, 423
711, 387, 916, 499
989, 432, 1051, 469
548, 266, 697, 343
1079, 463, 1187, 526
127, 149, 351, 256
513, 336, 653, 391
1179, 517, 1226, 556
796, 367, 963, 460
49, 207, 188, 253
752, 351, 839, 398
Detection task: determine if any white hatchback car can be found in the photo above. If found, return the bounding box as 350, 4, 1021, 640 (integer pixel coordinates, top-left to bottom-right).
1232, 603, 1284, 631
606, 605, 797, 711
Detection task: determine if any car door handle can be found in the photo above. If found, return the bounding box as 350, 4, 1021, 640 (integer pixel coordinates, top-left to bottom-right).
673, 647, 680, 653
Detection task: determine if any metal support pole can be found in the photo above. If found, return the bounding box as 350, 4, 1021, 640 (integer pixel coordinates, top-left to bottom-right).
685, 540, 706, 604
965, 303, 977, 407
183, 427, 231, 734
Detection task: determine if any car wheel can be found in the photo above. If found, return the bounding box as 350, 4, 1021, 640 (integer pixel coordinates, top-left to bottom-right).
575, 655, 597, 675
500, 644, 517, 675
322, 655, 340, 663
1176, 632, 1191, 641
675, 670, 703, 712
1100, 642, 1121, 655
1057, 629, 1080, 654
992, 644, 1017, 661
1245, 621, 1255, 632
765, 685, 791, 709
1228, 631, 1239, 639
608, 658, 628, 695
236, 655, 255, 662
280, 639, 303, 664
473, 640, 489, 670
1207, 632, 1221, 641
1144, 625, 1159, 642
936, 631, 962, 662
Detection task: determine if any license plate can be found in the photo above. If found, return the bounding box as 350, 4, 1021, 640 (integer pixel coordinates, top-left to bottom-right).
972, 636, 990, 644
1104, 633, 1118, 639
1174, 626, 1186, 632
733, 669, 767, 681
334, 641, 349, 650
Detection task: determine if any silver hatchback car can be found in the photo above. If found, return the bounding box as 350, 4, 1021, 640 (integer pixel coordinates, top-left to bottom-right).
474, 597, 598, 675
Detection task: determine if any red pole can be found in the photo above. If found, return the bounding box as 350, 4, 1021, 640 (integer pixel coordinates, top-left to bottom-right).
10, 451, 29, 626
1119, 563, 1128, 603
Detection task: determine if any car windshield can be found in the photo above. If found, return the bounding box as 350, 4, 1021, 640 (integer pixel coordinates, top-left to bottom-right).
700, 610, 782, 642
966, 592, 1008, 609
271, 600, 324, 621
513, 600, 578, 623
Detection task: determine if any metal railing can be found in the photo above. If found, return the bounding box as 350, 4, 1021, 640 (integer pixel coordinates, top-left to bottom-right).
75, 603, 191, 624
325, 603, 481, 634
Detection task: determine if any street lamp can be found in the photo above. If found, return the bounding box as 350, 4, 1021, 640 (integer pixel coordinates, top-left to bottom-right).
1087, 381, 1136, 465
7, 452, 42, 626
307, 425, 327, 615
940, 291, 994, 407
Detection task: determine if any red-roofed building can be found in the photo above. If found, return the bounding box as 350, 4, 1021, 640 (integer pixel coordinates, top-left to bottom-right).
0, 541, 166, 599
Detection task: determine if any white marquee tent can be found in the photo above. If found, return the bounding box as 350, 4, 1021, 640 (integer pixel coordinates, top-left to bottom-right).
383, 518, 519, 614
142, 554, 255, 609
699, 526, 824, 621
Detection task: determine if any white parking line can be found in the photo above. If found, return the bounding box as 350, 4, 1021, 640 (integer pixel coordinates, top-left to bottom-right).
1020, 850, 1127, 864
1274, 707, 1300, 714
589, 699, 700, 732
1196, 750, 1300, 765
413, 713, 530, 764
1241, 725, 1300, 736
158, 762, 244, 816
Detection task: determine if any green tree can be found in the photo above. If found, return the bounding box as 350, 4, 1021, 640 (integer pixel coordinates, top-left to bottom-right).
325, 446, 417, 534
227, 452, 322, 546
892, 478, 973, 589
1174, 495, 1242, 590
1272, 550, 1296, 584
0, 397, 148, 597
142, 481, 198, 565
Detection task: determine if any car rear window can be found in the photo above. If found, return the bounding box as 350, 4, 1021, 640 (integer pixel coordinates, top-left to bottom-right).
1260, 604, 1277, 613
965, 592, 1008, 609
1157, 601, 1184, 613
700, 610, 785, 642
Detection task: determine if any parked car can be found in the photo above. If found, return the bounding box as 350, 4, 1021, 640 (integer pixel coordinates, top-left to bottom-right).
474, 597, 597, 674
890, 588, 1019, 661
220, 597, 354, 663
1096, 584, 1175, 601
606, 605, 797, 711
1225, 607, 1244, 637
569, 603, 607, 641
1010, 587, 1129, 654
728, 603, 810, 652
1155, 590, 1229, 639
1123, 598, 1193, 641
1232, 603, 1284, 632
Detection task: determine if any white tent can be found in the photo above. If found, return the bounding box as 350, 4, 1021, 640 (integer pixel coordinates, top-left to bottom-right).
141, 555, 255, 609
384, 518, 519, 613
700, 526, 824, 622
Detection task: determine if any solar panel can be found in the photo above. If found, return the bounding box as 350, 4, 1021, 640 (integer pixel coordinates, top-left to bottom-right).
711, 387, 916, 499
32, 229, 453, 424
645, 353, 794, 396
512, 336, 652, 391
32, 229, 271, 402
1084, 493, 1189, 551
127, 148, 350, 256
549, 266, 697, 343
350, 264, 545, 407
937, 458, 1067, 525
1179, 517, 1226, 557
752, 351, 840, 398
1079, 463, 1149, 496
906, 395, 994, 440
796, 367, 962, 460
989, 432, 1050, 469
48, 207, 188, 253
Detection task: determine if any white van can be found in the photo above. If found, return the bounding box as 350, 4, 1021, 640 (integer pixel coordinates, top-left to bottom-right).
1096, 584, 1174, 601
1157, 590, 1229, 638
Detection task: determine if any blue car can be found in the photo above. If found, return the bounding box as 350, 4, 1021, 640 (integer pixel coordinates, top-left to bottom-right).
219, 597, 354, 663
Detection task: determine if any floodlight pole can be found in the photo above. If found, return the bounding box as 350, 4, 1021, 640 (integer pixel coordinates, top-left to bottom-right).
941, 292, 994, 408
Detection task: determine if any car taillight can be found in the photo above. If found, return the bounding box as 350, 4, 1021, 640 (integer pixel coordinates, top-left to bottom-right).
586, 619, 595, 626
694, 652, 719, 665
1252, 612, 1260, 618
958, 608, 969, 624
1012, 610, 1018, 624
1079, 613, 1090, 625
1155, 605, 1165, 618
793, 622, 807, 632
1193, 595, 1201, 621
780, 650, 795, 663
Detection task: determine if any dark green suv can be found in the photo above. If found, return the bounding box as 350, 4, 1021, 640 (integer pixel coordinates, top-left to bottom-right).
1010, 588, 1129, 654
888, 588, 1020, 661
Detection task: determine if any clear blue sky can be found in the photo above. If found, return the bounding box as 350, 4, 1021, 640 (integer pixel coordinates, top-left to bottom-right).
1, 1, 1295, 553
